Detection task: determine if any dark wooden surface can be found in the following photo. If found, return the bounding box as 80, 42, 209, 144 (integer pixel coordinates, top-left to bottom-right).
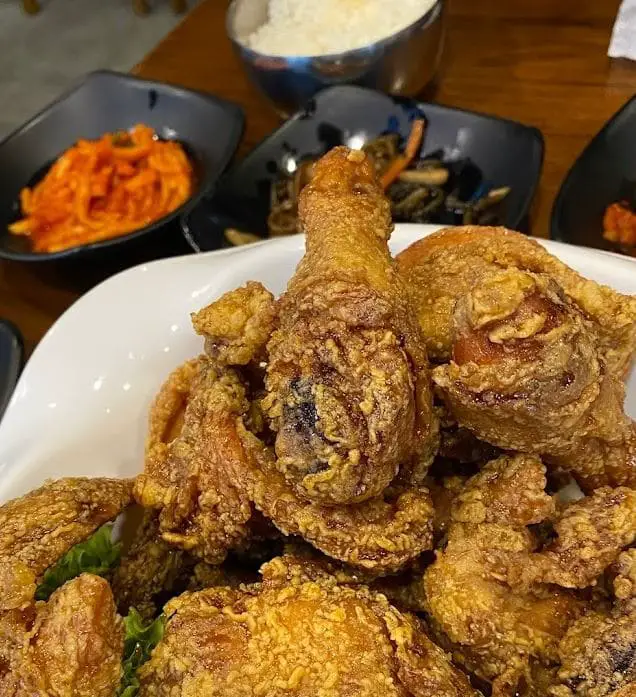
2, 0, 636, 354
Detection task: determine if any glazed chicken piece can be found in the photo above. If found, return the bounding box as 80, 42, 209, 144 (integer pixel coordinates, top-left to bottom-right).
422, 454, 588, 693
550, 550, 636, 697
138, 555, 478, 697
396, 226, 636, 377
432, 267, 636, 491
263, 146, 438, 505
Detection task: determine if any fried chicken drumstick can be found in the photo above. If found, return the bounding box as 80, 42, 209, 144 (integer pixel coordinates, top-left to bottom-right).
264, 147, 438, 505
138, 555, 478, 697
432, 267, 636, 490
397, 226, 636, 376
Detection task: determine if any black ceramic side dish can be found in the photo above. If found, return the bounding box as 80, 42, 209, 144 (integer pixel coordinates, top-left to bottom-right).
551, 95, 636, 254
181, 85, 544, 252
0, 70, 244, 262
0, 320, 23, 422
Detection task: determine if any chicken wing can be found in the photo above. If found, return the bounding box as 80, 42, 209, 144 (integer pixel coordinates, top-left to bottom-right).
134, 357, 254, 564
138, 555, 478, 697
432, 267, 636, 490
264, 147, 438, 505
397, 226, 636, 376
422, 454, 587, 691
135, 283, 278, 564
550, 550, 636, 697
0, 477, 133, 579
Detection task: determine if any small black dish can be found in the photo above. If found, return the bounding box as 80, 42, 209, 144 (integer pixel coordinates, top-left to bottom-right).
0, 320, 23, 422
181, 85, 544, 252
0, 70, 244, 262
551, 95, 636, 254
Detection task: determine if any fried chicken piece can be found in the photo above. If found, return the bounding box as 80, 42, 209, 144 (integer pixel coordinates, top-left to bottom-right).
514, 488, 636, 590
138, 555, 478, 697
238, 422, 435, 573
192, 282, 276, 366
0, 477, 133, 578
0, 560, 36, 685
550, 551, 636, 697
134, 358, 254, 564
9, 574, 124, 697
264, 147, 438, 505
396, 226, 636, 376
111, 511, 193, 619
421, 454, 587, 690
433, 268, 636, 491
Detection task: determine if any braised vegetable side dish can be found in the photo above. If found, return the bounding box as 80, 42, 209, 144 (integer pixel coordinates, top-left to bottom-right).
1, 147, 635, 697
234, 119, 511, 246
8, 124, 193, 253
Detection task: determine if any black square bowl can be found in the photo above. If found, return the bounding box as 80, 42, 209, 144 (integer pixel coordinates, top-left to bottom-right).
181, 85, 544, 252
551, 95, 636, 254
0, 70, 244, 262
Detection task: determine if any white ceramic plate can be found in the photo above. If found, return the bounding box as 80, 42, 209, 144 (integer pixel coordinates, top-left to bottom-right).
1, 223, 636, 503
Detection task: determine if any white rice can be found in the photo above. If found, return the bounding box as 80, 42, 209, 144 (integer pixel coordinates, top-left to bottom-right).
245, 0, 438, 57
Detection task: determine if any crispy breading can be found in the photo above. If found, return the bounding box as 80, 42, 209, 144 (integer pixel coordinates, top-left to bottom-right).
10, 574, 123, 697
192, 282, 276, 366
432, 267, 636, 491
264, 147, 438, 505
0, 477, 133, 579
396, 226, 636, 376
138, 556, 477, 697
237, 424, 434, 573
422, 454, 587, 686
550, 552, 636, 697
513, 488, 636, 590
134, 359, 254, 564
111, 511, 193, 619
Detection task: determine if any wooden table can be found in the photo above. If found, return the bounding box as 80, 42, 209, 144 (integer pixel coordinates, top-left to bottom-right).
2, 0, 636, 355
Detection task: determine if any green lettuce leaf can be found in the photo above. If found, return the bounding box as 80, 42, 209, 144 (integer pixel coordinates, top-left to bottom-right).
35, 524, 122, 601
118, 609, 166, 697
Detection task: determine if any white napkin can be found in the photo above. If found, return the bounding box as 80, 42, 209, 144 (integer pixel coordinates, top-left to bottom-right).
609, 0, 636, 60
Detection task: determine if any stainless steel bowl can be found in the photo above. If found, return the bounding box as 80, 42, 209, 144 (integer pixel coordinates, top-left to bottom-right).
226, 0, 445, 116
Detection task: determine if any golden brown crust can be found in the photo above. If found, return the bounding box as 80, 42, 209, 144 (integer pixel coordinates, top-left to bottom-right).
134, 359, 254, 564
111, 512, 193, 619
512, 487, 636, 590
264, 146, 438, 506
138, 556, 477, 697
550, 554, 636, 697
0, 478, 133, 579
192, 282, 276, 366
422, 454, 587, 685
14, 574, 124, 697
237, 425, 434, 573
397, 226, 636, 376
433, 268, 636, 491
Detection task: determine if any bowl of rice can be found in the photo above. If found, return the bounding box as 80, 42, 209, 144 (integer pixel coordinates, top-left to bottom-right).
227, 0, 445, 116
